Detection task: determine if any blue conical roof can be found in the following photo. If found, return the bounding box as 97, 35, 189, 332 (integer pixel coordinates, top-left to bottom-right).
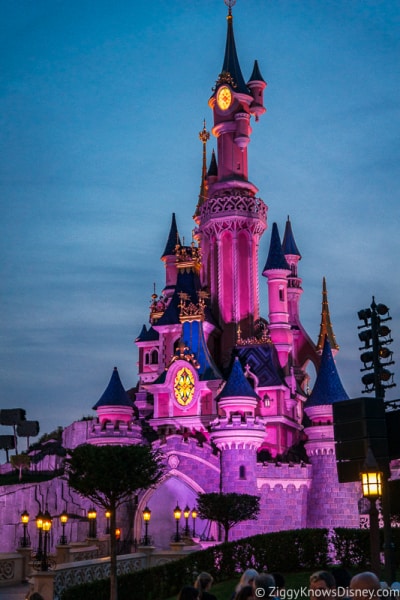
217, 357, 259, 400
282, 216, 301, 257
220, 13, 249, 94
248, 59, 265, 83
208, 149, 218, 177
92, 367, 132, 409
161, 213, 181, 258
262, 223, 290, 274
305, 337, 349, 407
135, 325, 159, 342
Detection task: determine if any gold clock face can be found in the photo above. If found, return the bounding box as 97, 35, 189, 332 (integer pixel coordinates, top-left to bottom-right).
174, 367, 195, 406
216, 85, 232, 110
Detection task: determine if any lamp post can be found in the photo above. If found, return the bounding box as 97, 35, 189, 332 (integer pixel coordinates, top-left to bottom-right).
361, 448, 382, 577
20, 510, 30, 548
173, 503, 182, 542
41, 510, 52, 571
105, 510, 111, 534
191, 507, 198, 537
87, 507, 97, 539
59, 510, 68, 545
35, 510, 44, 559
183, 505, 190, 537
142, 506, 151, 546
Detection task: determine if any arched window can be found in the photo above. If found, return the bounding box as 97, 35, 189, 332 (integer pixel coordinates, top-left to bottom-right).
279, 287, 284, 302
145, 353, 150, 365
151, 349, 158, 364
239, 465, 246, 480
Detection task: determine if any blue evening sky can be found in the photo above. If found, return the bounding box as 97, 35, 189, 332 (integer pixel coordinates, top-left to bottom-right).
1, 0, 399, 440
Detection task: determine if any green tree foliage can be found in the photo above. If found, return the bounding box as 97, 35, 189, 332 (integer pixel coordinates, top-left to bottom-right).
196, 492, 260, 542
65, 444, 164, 600
10, 453, 31, 481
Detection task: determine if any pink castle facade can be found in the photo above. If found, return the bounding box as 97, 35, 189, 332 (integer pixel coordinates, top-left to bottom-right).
0, 5, 363, 552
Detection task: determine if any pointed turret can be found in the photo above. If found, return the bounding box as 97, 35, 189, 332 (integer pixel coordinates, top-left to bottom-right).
282, 216, 301, 258
316, 277, 339, 354
218, 6, 248, 94
305, 337, 348, 408
210, 354, 266, 494
92, 367, 134, 427
263, 223, 290, 273
90, 367, 142, 446
217, 356, 259, 404
161, 213, 180, 259
247, 60, 267, 121
263, 223, 291, 367
161, 213, 181, 298
207, 149, 218, 179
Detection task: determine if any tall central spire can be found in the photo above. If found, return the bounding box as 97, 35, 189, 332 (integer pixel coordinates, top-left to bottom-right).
218, 1, 248, 94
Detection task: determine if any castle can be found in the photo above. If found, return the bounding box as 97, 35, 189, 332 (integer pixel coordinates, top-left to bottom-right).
0, 1, 362, 552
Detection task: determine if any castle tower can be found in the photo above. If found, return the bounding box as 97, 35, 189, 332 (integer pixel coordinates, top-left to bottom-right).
89, 367, 142, 446
197, 3, 268, 363
282, 216, 302, 326
262, 222, 292, 367
210, 357, 266, 494
304, 338, 360, 527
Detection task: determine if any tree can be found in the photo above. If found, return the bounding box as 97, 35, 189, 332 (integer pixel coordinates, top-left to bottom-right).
10, 453, 31, 481
196, 492, 260, 542
65, 444, 164, 600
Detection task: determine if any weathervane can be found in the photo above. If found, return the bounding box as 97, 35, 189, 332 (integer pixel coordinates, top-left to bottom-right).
224, 0, 236, 15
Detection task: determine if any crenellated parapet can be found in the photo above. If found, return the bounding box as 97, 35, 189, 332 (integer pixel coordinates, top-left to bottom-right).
255, 461, 312, 491
210, 414, 266, 451
88, 420, 142, 446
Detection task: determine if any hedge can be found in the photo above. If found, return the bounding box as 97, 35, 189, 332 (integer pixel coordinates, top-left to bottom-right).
60, 527, 387, 600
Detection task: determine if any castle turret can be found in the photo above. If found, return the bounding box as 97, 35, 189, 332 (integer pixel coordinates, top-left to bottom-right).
247, 60, 267, 121
282, 216, 302, 326
90, 367, 142, 445
161, 213, 181, 299
210, 357, 266, 494
262, 222, 292, 367
304, 338, 359, 527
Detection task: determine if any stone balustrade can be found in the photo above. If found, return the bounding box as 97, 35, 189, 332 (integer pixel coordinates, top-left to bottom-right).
0, 542, 197, 599
0, 553, 24, 587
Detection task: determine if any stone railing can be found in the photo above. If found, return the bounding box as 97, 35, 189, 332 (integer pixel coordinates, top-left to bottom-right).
0, 552, 24, 587
53, 553, 147, 600
24, 545, 198, 600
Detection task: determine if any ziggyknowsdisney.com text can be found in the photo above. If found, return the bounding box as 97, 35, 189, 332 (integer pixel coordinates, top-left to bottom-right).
254, 588, 400, 599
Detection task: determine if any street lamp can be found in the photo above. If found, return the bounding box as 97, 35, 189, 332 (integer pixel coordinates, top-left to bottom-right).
59, 510, 68, 545
20, 510, 30, 548
142, 506, 151, 546
35, 510, 44, 559
173, 503, 182, 542
105, 510, 111, 534
87, 507, 97, 539
183, 505, 190, 537
360, 448, 382, 577
41, 510, 52, 571
191, 507, 198, 537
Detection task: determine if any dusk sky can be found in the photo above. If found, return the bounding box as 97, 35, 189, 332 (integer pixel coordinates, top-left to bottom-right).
1, 0, 399, 442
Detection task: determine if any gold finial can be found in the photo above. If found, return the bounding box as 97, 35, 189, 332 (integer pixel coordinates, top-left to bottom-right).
199, 119, 210, 144
224, 0, 236, 16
